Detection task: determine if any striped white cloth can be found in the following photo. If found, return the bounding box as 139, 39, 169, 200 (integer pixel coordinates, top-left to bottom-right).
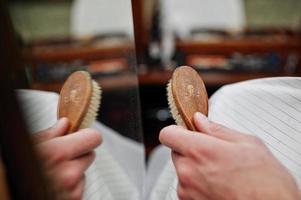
16, 77, 301, 200
16, 90, 142, 200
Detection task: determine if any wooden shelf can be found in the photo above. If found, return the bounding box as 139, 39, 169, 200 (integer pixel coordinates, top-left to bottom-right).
31, 73, 138, 93
23, 42, 135, 63
24, 37, 301, 92
31, 70, 299, 93
176, 38, 301, 55
138, 70, 295, 87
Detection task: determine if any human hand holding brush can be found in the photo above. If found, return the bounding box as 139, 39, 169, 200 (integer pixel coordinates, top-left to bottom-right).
162, 66, 300, 200
159, 113, 301, 200
32, 118, 102, 200
31, 71, 102, 199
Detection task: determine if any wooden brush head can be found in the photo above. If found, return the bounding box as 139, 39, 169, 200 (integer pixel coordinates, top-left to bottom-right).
58, 71, 92, 133
171, 66, 208, 131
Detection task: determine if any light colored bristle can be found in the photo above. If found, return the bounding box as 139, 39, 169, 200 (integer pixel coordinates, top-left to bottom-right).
80, 80, 101, 129
167, 80, 186, 128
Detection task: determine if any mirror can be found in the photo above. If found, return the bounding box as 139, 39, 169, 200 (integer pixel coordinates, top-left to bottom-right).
7, 0, 144, 199
8, 0, 143, 139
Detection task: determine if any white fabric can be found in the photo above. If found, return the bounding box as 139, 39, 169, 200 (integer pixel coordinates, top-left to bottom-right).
148, 159, 176, 200
160, 0, 245, 64
91, 122, 145, 192
144, 145, 172, 200
71, 0, 134, 38
17, 90, 59, 133
83, 145, 139, 200
161, 77, 301, 200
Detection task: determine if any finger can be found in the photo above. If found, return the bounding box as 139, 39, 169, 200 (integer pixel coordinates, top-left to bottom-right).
177, 183, 193, 200
59, 178, 85, 200
171, 151, 192, 167
59, 128, 102, 159
171, 151, 184, 168
69, 178, 85, 200
172, 151, 195, 184
159, 125, 225, 156
177, 183, 209, 200
194, 112, 248, 142
68, 151, 96, 180
32, 118, 69, 143
56, 152, 94, 190
34, 129, 101, 163
171, 152, 204, 187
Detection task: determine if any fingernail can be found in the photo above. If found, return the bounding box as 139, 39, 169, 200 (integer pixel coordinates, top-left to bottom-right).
194, 112, 208, 121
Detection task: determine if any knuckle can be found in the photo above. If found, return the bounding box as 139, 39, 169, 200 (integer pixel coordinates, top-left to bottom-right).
50, 149, 66, 164
68, 190, 83, 200
61, 168, 82, 189
159, 125, 175, 142
83, 128, 102, 144
42, 139, 69, 164
92, 133, 102, 146
177, 164, 193, 185
159, 127, 168, 136
160, 125, 176, 135
186, 144, 211, 161
78, 129, 102, 148
84, 151, 96, 167
32, 133, 46, 143
68, 195, 81, 200
90, 151, 96, 161
186, 147, 201, 160
177, 185, 189, 200
247, 135, 264, 145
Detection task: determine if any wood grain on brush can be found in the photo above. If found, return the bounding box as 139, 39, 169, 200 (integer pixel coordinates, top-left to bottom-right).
171, 66, 208, 131
58, 71, 92, 133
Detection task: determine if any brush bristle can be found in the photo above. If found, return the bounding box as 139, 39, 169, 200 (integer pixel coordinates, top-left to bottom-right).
80, 80, 101, 129
167, 80, 186, 128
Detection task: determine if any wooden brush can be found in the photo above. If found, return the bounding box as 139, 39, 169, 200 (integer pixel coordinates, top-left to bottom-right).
58, 71, 101, 133
167, 66, 208, 131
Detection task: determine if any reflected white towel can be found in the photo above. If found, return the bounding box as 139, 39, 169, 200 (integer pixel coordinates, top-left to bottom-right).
16, 89, 142, 200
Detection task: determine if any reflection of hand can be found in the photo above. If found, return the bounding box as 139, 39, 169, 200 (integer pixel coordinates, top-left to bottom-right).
32, 118, 102, 200
160, 112, 301, 200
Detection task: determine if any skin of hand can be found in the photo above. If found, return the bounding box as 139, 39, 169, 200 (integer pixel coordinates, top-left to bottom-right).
32, 118, 102, 200
159, 112, 301, 200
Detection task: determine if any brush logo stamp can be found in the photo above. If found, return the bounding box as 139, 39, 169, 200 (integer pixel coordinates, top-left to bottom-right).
67, 83, 83, 105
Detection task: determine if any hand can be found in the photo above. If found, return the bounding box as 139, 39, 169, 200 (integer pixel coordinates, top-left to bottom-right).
32, 118, 102, 200
159, 112, 301, 200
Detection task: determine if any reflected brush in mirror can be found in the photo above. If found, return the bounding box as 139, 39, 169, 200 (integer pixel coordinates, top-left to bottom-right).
58, 71, 101, 133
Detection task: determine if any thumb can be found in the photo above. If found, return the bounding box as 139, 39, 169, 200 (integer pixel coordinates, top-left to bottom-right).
193, 112, 247, 142
32, 118, 69, 144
